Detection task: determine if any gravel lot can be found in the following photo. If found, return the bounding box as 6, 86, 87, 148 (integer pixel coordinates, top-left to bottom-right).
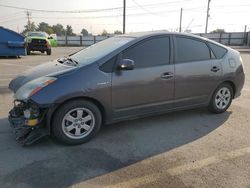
0, 47, 250, 188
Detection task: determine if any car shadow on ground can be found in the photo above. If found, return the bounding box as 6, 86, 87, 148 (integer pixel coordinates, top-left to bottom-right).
0, 108, 231, 188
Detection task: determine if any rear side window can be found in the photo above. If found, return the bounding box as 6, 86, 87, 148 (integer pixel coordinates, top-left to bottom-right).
176, 37, 210, 63
208, 42, 227, 59
122, 37, 170, 68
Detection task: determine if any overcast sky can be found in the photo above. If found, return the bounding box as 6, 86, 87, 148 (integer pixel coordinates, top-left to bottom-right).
0, 0, 249, 35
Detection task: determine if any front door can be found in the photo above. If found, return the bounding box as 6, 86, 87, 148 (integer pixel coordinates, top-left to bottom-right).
111, 36, 174, 120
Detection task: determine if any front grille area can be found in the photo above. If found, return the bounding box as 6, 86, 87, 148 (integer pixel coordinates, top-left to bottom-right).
31, 39, 46, 46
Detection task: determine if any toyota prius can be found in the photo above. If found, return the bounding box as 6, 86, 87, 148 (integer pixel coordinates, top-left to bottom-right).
8, 32, 245, 145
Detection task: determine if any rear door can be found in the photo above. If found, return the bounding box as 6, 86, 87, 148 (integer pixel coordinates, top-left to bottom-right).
111, 36, 174, 119
174, 36, 222, 108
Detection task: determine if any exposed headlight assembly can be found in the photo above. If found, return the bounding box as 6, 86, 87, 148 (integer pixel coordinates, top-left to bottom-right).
15, 76, 57, 100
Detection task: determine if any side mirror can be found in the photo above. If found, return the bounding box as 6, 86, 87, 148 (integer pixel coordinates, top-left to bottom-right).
117, 59, 135, 70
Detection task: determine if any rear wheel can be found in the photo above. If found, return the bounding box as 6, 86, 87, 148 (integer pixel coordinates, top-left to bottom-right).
208, 83, 233, 113
52, 100, 102, 145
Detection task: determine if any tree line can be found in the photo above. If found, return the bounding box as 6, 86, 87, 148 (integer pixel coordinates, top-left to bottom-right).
22, 21, 122, 36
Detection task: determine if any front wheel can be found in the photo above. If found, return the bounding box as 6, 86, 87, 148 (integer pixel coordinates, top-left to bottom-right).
208, 83, 233, 113
46, 49, 51, 55
52, 100, 102, 145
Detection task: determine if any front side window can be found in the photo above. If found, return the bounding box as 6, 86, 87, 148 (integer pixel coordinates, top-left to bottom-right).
176, 36, 211, 63
122, 37, 170, 68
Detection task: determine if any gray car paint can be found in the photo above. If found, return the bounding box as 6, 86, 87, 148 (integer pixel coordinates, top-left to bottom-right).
9, 60, 77, 92
9, 32, 245, 126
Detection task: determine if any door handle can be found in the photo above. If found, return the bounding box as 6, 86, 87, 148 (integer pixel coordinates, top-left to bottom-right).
211, 66, 220, 72
161, 72, 174, 80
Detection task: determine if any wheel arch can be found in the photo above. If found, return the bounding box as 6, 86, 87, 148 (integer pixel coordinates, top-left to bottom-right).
209, 80, 236, 104
46, 96, 106, 134
223, 80, 236, 98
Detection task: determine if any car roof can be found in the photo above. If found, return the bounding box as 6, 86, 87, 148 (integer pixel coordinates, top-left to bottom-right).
120, 31, 202, 39
117, 31, 228, 49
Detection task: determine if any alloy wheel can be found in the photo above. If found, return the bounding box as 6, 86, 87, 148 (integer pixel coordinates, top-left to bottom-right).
62, 108, 95, 139
215, 87, 231, 110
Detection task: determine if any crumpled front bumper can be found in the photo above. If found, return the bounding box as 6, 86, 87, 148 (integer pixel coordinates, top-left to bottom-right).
8, 102, 49, 146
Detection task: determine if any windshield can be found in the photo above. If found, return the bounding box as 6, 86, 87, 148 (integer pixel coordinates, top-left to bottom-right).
71, 37, 134, 66
27, 32, 48, 38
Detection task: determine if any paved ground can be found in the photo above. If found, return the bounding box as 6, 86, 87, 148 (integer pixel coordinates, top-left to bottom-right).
0, 48, 250, 188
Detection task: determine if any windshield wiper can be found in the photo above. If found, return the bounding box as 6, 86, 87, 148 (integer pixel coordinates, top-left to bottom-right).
66, 57, 79, 65
57, 58, 65, 64
57, 57, 79, 66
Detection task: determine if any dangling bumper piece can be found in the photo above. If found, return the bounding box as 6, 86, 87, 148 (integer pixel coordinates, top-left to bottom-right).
8, 100, 49, 146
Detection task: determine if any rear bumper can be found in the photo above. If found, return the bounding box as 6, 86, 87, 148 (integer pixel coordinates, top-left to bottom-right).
234, 71, 245, 98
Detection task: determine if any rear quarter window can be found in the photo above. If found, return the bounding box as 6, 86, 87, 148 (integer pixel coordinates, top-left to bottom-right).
208, 42, 227, 59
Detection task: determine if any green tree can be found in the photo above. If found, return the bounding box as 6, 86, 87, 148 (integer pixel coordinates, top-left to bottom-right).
66, 25, 75, 36
37, 22, 54, 34
210, 29, 226, 34
37, 22, 49, 32
81, 28, 89, 36
22, 21, 36, 35
114, 30, 122, 35
101, 29, 108, 36
52, 24, 65, 36
46, 27, 54, 35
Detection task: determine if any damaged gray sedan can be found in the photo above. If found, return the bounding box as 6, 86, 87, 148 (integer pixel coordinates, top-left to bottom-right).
8, 32, 245, 146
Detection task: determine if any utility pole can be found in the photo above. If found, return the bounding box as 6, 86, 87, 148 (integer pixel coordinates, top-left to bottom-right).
26, 11, 31, 31
123, 0, 126, 34
179, 8, 183, 32
205, 0, 211, 33
244, 25, 247, 45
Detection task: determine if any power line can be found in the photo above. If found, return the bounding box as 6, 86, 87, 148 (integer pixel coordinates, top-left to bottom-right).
0, 2, 249, 15
0, 17, 25, 23
29, 7, 207, 20
0, 0, 193, 14
131, 0, 164, 18
0, 11, 24, 20
30, 11, 179, 20
0, 4, 122, 13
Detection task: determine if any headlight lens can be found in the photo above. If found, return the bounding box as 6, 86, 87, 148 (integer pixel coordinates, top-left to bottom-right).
15, 77, 57, 100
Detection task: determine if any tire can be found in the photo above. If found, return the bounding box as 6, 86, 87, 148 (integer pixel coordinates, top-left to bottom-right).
52, 100, 102, 145
46, 49, 51, 55
208, 83, 233, 113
